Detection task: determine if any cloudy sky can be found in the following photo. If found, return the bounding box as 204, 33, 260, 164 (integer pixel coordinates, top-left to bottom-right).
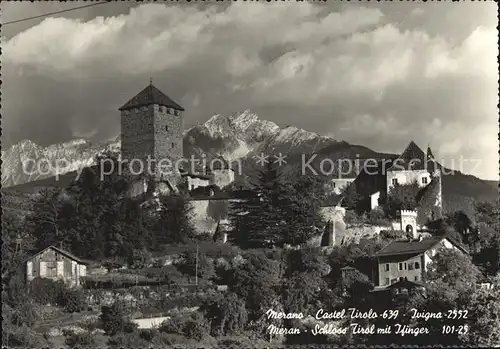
2, 2, 498, 180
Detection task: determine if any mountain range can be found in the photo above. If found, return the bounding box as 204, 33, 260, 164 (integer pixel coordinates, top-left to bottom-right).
2, 110, 497, 215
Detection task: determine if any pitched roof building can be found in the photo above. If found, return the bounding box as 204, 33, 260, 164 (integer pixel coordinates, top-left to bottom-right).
375, 236, 467, 287
26, 245, 89, 288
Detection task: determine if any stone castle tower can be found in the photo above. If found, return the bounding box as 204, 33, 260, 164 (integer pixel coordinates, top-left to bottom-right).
119, 82, 184, 178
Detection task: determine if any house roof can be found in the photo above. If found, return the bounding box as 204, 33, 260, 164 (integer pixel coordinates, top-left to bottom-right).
375, 236, 467, 257
27, 245, 89, 265
387, 278, 425, 289
388, 141, 427, 171
119, 84, 185, 111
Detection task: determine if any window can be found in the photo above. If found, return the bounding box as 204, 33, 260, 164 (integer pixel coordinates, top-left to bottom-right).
385, 263, 390, 271
409, 263, 414, 270
385, 277, 390, 285
332, 182, 336, 188
404, 262, 407, 270
165, 125, 169, 132
392, 178, 398, 185
47, 266, 56, 277
399, 262, 403, 270
414, 262, 420, 269
171, 143, 174, 149
414, 276, 419, 281
168, 108, 172, 114
422, 177, 428, 184
174, 110, 179, 116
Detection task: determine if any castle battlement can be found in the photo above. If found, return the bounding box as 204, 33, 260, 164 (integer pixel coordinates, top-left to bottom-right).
398, 210, 417, 217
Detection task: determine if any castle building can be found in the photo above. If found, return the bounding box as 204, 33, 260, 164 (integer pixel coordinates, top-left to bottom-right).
352, 140, 443, 225
119, 81, 185, 181
386, 141, 433, 193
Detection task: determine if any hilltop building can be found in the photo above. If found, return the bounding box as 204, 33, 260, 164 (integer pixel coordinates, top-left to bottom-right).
352, 141, 443, 228
119, 82, 235, 196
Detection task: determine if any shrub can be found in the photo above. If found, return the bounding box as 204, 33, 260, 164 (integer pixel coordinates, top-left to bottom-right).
138, 328, 158, 342
65, 332, 96, 348
366, 208, 391, 226
107, 332, 149, 348
151, 332, 189, 346
29, 278, 64, 305
2, 324, 48, 348
158, 312, 210, 341
99, 302, 137, 336
58, 288, 86, 313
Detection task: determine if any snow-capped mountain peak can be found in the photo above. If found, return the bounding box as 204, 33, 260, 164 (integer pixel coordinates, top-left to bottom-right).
2, 110, 337, 188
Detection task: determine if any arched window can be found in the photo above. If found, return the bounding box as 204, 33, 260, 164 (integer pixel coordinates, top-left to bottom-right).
405, 224, 413, 235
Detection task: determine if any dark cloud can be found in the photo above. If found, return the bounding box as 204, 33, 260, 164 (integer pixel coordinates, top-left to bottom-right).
2, 2, 498, 179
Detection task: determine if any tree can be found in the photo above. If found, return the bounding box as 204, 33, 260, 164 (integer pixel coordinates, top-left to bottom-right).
426, 249, 481, 297
282, 272, 327, 314
25, 187, 66, 251
228, 250, 281, 321
460, 287, 500, 346
228, 163, 287, 248
384, 181, 420, 218
281, 175, 326, 245
201, 292, 248, 337
229, 164, 325, 248
156, 195, 195, 244
176, 245, 216, 281
339, 183, 361, 210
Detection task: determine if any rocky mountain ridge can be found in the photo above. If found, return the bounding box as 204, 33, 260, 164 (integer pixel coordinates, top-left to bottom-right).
2, 110, 341, 188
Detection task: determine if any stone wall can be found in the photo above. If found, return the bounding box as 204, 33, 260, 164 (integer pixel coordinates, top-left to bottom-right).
154, 104, 183, 166
121, 104, 184, 177
189, 200, 220, 235
121, 107, 154, 174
